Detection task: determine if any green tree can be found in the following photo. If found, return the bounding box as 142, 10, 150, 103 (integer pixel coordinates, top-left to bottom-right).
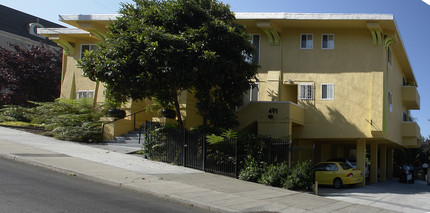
79, 0, 258, 128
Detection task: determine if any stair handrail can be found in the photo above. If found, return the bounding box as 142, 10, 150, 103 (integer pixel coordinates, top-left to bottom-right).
101, 109, 148, 142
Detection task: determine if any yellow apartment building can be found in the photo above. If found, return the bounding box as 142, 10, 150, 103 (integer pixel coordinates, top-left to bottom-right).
39, 12, 421, 185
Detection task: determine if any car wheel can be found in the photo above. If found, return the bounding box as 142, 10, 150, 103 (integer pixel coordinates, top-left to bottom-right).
333, 178, 343, 189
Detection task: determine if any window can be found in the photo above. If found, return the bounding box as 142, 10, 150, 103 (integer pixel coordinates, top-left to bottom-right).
300, 34, 313, 49
250, 82, 259, 101
388, 90, 393, 112
80, 44, 98, 59
245, 35, 260, 64
77, 90, 94, 99
321, 83, 334, 100
388, 46, 392, 67
321, 34, 334, 49
315, 163, 328, 171
339, 162, 352, 170
251, 34, 260, 64
299, 84, 313, 100
327, 163, 339, 171
403, 111, 408, 122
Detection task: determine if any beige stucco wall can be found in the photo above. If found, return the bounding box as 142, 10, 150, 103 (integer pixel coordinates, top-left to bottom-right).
60, 41, 105, 103
385, 45, 405, 144
236, 102, 304, 138
241, 24, 418, 147
257, 28, 387, 139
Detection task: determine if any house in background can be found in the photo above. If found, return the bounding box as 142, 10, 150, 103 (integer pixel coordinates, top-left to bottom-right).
0, 4, 64, 49
39, 12, 420, 185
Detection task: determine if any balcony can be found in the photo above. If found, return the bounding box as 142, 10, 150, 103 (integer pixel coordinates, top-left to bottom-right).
402, 86, 420, 110
402, 122, 420, 148
236, 101, 304, 138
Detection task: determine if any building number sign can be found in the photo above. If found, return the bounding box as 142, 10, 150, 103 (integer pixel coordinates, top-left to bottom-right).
268, 108, 278, 114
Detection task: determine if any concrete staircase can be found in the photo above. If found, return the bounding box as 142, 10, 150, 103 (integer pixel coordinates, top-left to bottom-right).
105, 130, 144, 153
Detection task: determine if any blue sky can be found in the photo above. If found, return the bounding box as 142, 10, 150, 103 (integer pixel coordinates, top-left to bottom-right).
2, 0, 429, 137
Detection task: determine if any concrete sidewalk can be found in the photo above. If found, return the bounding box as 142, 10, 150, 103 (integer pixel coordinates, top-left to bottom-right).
0, 126, 396, 213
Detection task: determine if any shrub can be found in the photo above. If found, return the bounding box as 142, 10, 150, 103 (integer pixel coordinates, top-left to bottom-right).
238, 155, 266, 182
283, 161, 314, 191
144, 124, 180, 162
206, 129, 237, 166
237, 133, 269, 171
259, 162, 289, 187
0, 105, 32, 122
17, 98, 103, 143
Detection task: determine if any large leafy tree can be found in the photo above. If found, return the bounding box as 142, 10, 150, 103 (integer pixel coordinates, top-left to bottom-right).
0, 43, 62, 106
80, 0, 258, 128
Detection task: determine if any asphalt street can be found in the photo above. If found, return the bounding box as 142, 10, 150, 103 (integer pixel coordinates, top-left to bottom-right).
0, 157, 209, 213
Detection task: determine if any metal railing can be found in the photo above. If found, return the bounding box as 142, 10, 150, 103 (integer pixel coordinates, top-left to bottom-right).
101, 109, 147, 142
140, 121, 316, 178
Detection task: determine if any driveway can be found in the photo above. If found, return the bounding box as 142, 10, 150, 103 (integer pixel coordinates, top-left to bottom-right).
318, 179, 430, 213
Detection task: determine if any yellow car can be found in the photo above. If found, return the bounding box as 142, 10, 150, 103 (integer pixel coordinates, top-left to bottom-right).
315, 162, 363, 189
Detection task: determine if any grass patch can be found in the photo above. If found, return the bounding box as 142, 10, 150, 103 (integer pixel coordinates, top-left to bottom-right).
0, 121, 41, 127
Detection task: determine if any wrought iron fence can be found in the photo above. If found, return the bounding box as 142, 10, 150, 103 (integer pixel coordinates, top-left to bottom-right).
141, 121, 315, 178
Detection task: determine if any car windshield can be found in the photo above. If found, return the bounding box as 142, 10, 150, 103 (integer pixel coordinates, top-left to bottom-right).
339, 162, 353, 170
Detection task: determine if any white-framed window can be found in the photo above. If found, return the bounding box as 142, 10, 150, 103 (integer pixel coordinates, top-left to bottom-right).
77, 90, 94, 99
321, 83, 334, 100
321, 34, 334, 49
299, 84, 313, 100
388, 90, 393, 112
80, 44, 98, 59
387, 46, 392, 67
249, 82, 259, 101
300, 34, 313, 49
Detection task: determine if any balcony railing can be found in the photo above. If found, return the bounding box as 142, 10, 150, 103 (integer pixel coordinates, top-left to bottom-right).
402, 86, 420, 110
402, 122, 420, 148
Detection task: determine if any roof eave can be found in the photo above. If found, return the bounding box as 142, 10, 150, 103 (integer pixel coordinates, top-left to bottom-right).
234, 12, 394, 21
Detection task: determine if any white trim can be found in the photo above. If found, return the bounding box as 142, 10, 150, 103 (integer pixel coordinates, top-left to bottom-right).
321, 34, 335, 49
235, 13, 394, 21
300, 33, 313, 49
60, 13, 395, 21
37, 28, 90, 35
299, 83, 313, 100
321, 83, 334, 100
250, 82, 259, 101
59, 14, 121, 21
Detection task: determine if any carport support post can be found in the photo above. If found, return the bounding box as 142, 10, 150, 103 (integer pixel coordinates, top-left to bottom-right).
356, 139, 366, 186
387, 148, 394, 180
370, 142, 378, 184
379, 145, 387, 181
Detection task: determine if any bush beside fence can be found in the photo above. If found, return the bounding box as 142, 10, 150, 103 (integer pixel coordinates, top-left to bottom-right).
142, 121, 315, 190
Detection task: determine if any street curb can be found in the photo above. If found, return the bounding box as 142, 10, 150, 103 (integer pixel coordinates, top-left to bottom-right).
0, 153, 232, 213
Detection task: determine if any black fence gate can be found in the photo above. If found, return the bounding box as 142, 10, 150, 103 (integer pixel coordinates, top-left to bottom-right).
141, 121, 237, 177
